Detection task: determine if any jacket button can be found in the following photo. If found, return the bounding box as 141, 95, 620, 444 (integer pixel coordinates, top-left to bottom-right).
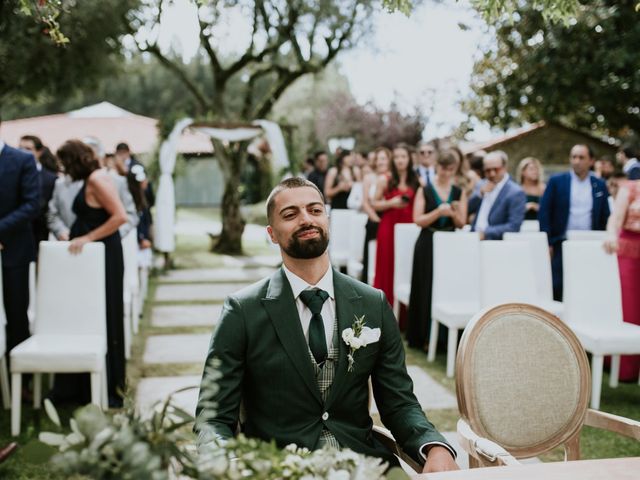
322, 412, 329, 421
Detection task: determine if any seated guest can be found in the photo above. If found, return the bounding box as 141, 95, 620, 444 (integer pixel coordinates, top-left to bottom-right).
407, 148, 467, 350
539, 144, 609, 300
469, 150, 526, 240
516, 157, 546, 220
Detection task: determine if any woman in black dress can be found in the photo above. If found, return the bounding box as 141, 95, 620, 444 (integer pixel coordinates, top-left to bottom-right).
406, 148, 468, 350
57, 140, 128, 408
324, 150, 359, 209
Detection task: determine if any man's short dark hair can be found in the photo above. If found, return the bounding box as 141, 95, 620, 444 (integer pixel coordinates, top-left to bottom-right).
266, 177, 325, 224
620, 144, 637, 159
574, 144, 595, 158
313, 150, 326, 162
116, 142, 130, 152
20, 135, 43, 150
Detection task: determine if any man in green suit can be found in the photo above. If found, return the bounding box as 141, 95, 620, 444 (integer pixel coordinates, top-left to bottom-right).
195, 177, 458, 473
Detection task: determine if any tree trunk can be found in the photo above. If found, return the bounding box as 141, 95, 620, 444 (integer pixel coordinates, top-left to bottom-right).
212, 140, 247, 255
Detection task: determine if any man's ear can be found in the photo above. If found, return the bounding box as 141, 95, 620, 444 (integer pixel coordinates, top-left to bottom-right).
266, 225, 278, 245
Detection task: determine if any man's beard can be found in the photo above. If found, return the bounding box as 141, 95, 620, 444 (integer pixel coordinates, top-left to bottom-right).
282, 226, 329, 259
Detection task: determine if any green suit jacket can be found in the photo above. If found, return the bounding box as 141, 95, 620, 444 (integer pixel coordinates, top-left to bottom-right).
195, 267, 450, 467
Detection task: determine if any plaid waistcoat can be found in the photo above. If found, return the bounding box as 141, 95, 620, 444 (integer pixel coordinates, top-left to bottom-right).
310, 318, 341, 449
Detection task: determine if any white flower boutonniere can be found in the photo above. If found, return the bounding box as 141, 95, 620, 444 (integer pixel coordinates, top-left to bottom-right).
342, 315, 381, 372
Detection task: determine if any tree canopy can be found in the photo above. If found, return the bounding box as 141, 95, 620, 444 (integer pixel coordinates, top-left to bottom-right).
463, 0, 640, 137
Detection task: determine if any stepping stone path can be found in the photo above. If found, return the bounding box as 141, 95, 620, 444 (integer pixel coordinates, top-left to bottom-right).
134, 249, 488, 471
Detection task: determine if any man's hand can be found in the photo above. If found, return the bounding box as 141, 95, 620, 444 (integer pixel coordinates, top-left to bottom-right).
422, 446, 459, 473
0, 243, 3, 250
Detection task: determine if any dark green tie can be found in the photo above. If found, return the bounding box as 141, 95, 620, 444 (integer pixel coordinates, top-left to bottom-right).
299, 289, 330, 365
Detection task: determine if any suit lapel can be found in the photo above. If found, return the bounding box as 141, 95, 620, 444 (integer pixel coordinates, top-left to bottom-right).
261, 268, 322, 405
325, 270, 363, 409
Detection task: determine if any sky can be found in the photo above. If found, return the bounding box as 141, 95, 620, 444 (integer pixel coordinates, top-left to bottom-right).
151, 0, 493, 140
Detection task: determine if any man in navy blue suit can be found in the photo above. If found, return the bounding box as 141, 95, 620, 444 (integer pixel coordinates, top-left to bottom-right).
539, 144, 610, 300
470, 150, 526, 240
0, 122, 40, 358
616, 144, 640, 180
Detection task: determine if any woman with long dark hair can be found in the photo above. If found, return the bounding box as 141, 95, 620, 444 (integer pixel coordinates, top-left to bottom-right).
55, 140, 127, 408
406, 148, 467, 350
324, 150, 359, 209
372, 144, 420, 305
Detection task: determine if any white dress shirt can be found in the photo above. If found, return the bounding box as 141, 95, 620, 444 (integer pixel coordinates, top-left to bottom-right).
283, 264, 336, 350
623, 158, 639, 174
567, 170, 593, 232
475, 174, 510, 233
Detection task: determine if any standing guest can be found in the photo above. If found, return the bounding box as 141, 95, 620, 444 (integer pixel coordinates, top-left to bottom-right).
517, 157, 546, 220
616, 144, 640, 180
603, 179, 640, 382
607, 172, 628, 213
407, 149, 467, 350
56, 140, 127, 408
453, 146, 480, 198
324, 150, 359, 210
539, 144, 610, 300
0, 123, 40, 367
302, 157, 315, 178
469, 151, 526, 240
307, 151, 329, 195
38, 146, 59, 174
372, 144, 420, 304
115, 142, 155, 211
416, 141, 437, 186
19, 135, 58, 247
468, 150, 486, 181
127, 166, 153, 269
360, 147, 391, 283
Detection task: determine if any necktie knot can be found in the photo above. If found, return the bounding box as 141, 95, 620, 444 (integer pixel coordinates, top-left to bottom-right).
299, 289, 329, 315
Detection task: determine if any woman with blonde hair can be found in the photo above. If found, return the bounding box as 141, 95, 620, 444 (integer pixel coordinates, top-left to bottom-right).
517, 157, 546, 220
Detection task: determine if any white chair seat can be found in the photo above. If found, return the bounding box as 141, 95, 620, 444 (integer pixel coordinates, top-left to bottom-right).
396, 283, 410, 306
346, 259, 363, 278
570, 323, 640, 355
432, 302, 480, 328
11, 335, 106, 372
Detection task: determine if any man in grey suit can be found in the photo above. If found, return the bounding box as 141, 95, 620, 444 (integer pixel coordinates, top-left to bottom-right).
48, 138, 137, 239
469, 150, 526, 239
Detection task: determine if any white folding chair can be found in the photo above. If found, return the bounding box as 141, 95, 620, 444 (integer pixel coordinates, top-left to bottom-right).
346, 213, 369, 280
367, 239, 376, 286
0, 257, 11, 409
122, 230, 140, 360
27, 261, 36, 332
519, 220, 540, 232
10, 242, 108, 436
567, 230, 607, 241
393, 223, 421, 319
503, 232, 563, 317
563, 240, 640, 409
429, 232, 481, 378
329, 209, 355, 269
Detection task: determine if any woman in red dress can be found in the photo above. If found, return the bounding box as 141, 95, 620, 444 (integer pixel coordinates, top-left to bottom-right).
604, 179, 640, 382
372, 144, 420, 305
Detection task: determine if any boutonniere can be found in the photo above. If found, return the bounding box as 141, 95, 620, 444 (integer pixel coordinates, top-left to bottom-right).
342, 315, 381, 372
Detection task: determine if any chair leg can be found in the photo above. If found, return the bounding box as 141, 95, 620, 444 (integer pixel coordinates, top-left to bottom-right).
446, 328, 458, 378
591, 354, 604, 410
609, 355, 620, 388
48, 372, 55, 389
427, 320, 439, 362
11, 373, 21, 436
102, 370, 108, 410
132, 291, 140, 334
0, 357, 10, 409
90, 372, 101, 407
33, 373, 42, 409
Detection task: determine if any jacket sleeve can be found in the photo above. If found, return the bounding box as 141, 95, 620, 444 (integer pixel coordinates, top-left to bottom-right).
194, 295, 246, 446
538, 178, 555, 244
371, 291, 452, 466
595, 181, 611, 230
483, 188, 526, 240
47, 180, 70, 239
0, 153, 40, 237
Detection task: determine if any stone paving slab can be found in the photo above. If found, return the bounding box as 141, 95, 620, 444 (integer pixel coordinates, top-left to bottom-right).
143, 334, 211, 364
159, 267, 275, 284
135, 375, 201, 416
155, 282, 250, 302
370, 365, 457, 414
151, 304, 222, 328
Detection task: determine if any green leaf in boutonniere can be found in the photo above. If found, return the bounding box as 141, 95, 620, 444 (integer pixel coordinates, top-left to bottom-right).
342, 315, 381, 372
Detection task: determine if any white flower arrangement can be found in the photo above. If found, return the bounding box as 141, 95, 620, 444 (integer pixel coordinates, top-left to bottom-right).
342, 315, 381, 372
